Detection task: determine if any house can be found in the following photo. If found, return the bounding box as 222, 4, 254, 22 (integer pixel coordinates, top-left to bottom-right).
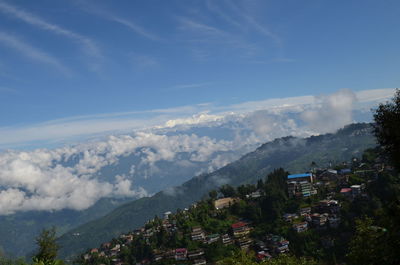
222, 234, 233, 245
288, 173, 314, 182
266, 234, 289, 254
319, 170, 339, 181
110, 244, 120, 252
101, 242, 111, 249
287, 173, 316, 198
246, 190, 262, 199
214, 197, 238, 210
153, 253, 164, 262
191, 227, 206, 241
317, 200, 340, 214
120, 234, 133, 243
237, 237, 253, 249
311, 213, 328, 228
163, 250, 175, 260
351, 185, 362, 197
299, 207, 311, 216
164, 211, 172, 220
340, 188, 352, 198
175, 248, 188, 261
188, 249, 205, 259
256, 251, 272, 261
283, 213, 298, 222
193, 259, 207, 265
293, 222, 308, 233
339, 168, 352, 175
231, 222, 250, 238
206, 234, 220, 244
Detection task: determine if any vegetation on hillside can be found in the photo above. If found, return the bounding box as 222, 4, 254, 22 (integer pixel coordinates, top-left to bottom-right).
57, 123, 375, 259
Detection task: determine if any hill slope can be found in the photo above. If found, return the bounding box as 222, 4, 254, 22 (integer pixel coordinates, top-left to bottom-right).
58, 123, 375, 259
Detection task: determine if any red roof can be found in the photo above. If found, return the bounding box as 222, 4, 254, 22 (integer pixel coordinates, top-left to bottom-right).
340, 188, 352, 193
231, 222, 247, 229
175, 248, 187, 253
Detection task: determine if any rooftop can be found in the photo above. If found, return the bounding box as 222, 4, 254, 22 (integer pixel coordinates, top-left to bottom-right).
287, 173, 312, 179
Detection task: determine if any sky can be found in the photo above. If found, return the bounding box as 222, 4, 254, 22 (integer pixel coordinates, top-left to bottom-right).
0, 0, 399, 214
0, 0, 399, 149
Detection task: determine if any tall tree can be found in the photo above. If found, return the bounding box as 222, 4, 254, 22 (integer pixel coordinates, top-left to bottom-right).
32, 227, 61, 265
373, 89, 400, 170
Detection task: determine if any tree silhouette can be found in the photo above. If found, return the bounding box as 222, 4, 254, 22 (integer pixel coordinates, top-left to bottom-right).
32, 227, 62, 265
373, 89, 400, 170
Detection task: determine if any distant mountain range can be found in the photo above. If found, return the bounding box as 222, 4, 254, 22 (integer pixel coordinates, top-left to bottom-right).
57, 123, 376, 260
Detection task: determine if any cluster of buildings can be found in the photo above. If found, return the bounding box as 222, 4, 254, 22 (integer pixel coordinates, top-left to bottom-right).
285, 168, 367, 235
252, 234, 290, 262
82, 164, 376, 265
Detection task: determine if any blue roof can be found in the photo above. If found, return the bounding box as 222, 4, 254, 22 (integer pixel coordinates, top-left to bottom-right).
287, 173, 312, 179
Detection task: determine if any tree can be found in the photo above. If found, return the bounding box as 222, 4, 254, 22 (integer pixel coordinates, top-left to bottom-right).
373, 89, 400, 170
347, 217, 388, 265
219, 185, 236, 197
209, 190, 218, 200
32, 227, 62, 265
216, 251, 318, 265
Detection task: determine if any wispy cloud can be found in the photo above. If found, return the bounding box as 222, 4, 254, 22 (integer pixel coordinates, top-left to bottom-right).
205, 0, 246, 31
0, 32, 70, 75
178, 17, 225, 37
201, 0, 291, 62
0, 88, 395, 149
222, 0, 282, 46
177, 16, 259, 59
109, 16, 161, 41
130, 53, 160, 70
0, 1, 101, 59
171, 82, 213, 90
76, 1, 160, 41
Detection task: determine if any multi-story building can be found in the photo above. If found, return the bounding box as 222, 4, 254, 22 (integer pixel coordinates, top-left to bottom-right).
287, 173, 316, 198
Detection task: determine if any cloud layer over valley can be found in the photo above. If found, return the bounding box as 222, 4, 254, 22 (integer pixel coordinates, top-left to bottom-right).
0, 88, 395, 215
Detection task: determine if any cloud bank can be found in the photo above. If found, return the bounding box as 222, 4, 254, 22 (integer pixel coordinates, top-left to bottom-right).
0, 88, 395, 215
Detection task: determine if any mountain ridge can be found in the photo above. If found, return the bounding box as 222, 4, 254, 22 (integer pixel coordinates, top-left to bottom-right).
57, 123, 376, 259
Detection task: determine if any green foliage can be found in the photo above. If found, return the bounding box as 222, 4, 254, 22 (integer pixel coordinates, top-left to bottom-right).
216, 250, 256, 265
58, 124, 376, 258
347, 217, 388, 265
0, 256, 28, 265
373, 89, 400, 170
219, 185, 237, 197
33, 228, 62, 265
216, 251, 318, 265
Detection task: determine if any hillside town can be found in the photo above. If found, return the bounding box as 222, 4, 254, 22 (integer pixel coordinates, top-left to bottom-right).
79, 152, 392, 265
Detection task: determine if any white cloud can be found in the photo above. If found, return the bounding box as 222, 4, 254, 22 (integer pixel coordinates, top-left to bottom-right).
75, 1, 160, 41
163, 113, 223, 128
0, 131, 243, 214
0, 1, 101, 59
110, 16, 160, 41
301, 89, 357, 133
0, 88, 395, 149
0, 32, 70, 75
0, 88, 395, 215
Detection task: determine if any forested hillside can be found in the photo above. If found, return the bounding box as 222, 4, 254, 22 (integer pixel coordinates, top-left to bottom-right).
57, 123, 375, 259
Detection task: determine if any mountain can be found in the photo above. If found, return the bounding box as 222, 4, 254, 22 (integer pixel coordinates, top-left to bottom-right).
0, 124, 255, 257
57, 123, 376, 259
0, 197, 134, 258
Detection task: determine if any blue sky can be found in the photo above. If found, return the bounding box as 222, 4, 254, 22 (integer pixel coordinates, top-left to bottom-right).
0, 0, 399, 148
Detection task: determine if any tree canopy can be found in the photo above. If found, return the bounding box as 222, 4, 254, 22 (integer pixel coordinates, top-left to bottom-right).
373, 89, 400, 169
